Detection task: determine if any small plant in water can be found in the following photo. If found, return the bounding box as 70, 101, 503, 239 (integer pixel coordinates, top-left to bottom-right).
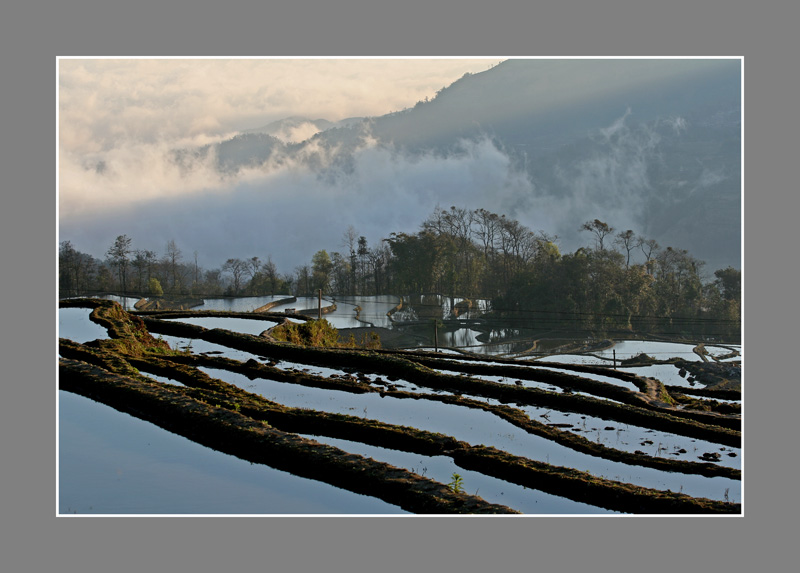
447, 473, 465, 494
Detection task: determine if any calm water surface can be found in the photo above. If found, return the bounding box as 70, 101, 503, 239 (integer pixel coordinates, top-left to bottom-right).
199, 295, 289, 312
58, 307, 741, 512
59, 307, 110, 343
58, 391, 408, 515
299, 434, 620, 515
199, 367, 740, 502
163, 316, 280, 336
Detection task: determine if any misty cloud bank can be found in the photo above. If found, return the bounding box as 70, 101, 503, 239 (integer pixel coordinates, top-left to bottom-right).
60, 134, 539, 272
60, 110, 737, 275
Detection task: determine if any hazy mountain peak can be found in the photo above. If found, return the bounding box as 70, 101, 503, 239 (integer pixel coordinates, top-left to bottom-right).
244, 116, 336, 143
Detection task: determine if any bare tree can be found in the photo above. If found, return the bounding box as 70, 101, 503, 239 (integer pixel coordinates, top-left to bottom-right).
294, 265, 311, 295
203, 268, 224, 295
637, 237, 660, 273
59, 240, 79, 297
260, 257, 280, 294
107, 235, 132, 295
246, 256, 261, 280
193, 251, 200, 291
472, 208, 502, 260
342, 226, 359, 295
614, 229, 637, 268
132, 249, 157, 293
164, 239, 183, 292
357, 236, 369, 294
222, 258, 246, 295
580, 220, 614, 251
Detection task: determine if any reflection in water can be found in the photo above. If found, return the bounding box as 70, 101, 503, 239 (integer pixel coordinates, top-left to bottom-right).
58, 391, 408, 515
329, 295, 400, 328
198, 367, 740, 502
597, 341, 706, 362
200, 295, 290, 312
163, 316, 280, 336
298, 434, 618, 514
58, 299, 741, 512
59, 307, 110, 343
97, 294, 141, 311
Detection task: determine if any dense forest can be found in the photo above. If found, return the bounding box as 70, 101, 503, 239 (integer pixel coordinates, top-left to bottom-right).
59, 206, 740, 339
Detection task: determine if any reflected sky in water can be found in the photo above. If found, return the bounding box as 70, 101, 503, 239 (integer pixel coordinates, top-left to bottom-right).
58, 391, 408, 515
59, 307, 110, 344
299, 434, 619, 515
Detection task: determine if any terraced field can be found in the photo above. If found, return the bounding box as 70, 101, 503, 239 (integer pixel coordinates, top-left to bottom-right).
58, 298, 741, 515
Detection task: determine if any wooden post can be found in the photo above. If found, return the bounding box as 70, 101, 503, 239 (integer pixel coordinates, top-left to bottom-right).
613, 349, 617, 370
434, 321, 438, 353
318, 289, 322, 321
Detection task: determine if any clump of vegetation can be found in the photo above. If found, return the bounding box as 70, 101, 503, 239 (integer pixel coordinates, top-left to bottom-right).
621, 353, 656, 366
657, 382, 675, 405
149, 277, 163, 296
447, 473, 465, 494
270, 319, 341, 348
87, 301, 173, 357
271, 319, 382, 349
344, 331, 382, 350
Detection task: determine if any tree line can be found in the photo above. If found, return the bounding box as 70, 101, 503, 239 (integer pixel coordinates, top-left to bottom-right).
59, 206, 740, 338
59, 237, 293, 300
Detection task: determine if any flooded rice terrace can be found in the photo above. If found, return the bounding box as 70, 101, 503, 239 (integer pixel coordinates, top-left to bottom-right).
58, 296, 741, 515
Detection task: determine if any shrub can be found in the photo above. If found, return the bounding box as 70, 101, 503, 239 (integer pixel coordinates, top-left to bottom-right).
149, 277, 164, 296
271, 319, 340, 348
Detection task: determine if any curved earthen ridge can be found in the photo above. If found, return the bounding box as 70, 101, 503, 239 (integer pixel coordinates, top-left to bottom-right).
59, 299, 741, 514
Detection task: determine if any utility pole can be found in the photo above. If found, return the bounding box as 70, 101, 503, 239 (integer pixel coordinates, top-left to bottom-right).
318, 289, 322, 321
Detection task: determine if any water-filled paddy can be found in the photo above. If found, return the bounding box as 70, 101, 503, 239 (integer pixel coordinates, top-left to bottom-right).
515, 404, 740, 469
163, 316, 279, 336
97, 294, 141, 310
199, 295, 290, 312
59, 391, 408, 514
140, 372, 185, 386
265, 296, 323, 314
299, 434, 619, 514
59, 301, 741, 513
59, 307, 110, 343
536, 340, 712, 366
155, 333, 255, 361
198, 366, 740, 502
596, 340, 704, 361
329, 295, 400, 328
432, 359, 644, 393
620, 364, 691, 387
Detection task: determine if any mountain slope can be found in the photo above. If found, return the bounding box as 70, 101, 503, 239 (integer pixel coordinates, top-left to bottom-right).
150, 59, 741, 272
305, 59, 742, 269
